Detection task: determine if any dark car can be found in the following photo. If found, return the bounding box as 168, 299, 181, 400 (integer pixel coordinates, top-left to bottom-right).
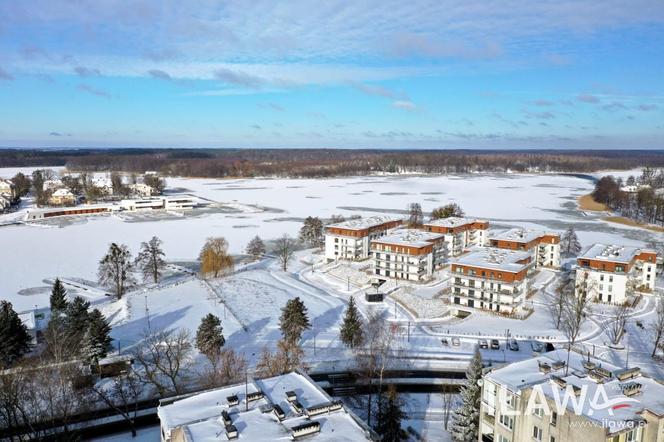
508, 339, 519, 351
479, 339, 489, 349
490, 339, 500, 350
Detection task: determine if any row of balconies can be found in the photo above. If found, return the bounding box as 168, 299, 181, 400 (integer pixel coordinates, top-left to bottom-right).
453, 291, 522, 306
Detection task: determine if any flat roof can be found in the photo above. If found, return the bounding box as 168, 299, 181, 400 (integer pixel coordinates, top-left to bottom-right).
579, 243, 652, 264
489, 227, 548, 243
452, 247, 531, 272
326, 215, 401, 231
423, 216, 487, 228
373, 228, 445, 247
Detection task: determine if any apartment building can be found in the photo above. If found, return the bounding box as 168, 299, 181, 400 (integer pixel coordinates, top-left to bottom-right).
489, 228, 561, 269
371, 229, 446, 281
422, 217, 489, 257
575, 244, 658, 304
0, 178, 15, 199
480, 350, 664, 442
450, 247, 532, 314
324, 215, 402, 262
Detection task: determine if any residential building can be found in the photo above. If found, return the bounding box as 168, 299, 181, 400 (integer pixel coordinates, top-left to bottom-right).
48, 188, 77, 206
0, 178, 15, 199
129, 183, 154, 197
119, 196, 196, 211
0, 194, 11, 211
575, 244, 658, 304
450, 247, 532, 314
157, 370, 374, 442
324, 215, 402, 262
371, 228, 446, 281
489, 228, 561, 269
480, 350, 664, 442
422, 217, 489, 257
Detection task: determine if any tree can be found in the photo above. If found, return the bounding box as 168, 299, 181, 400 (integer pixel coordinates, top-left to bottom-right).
431, 203, 465, 220
61, 175, 83, 196
255, 340, 304, 378
299, 216, 324, 248
82, 309, 113, 363
199, 237, 234, 278
246, 235, 266, 260
0, 301, 32, 367
329, 214, 345, 224
606, 303, 633, 346
110, 171, 130, 196
279, 297, 311, 345
275, 234, 296, 271
407, 202, 423, 227
441, 387, 455, 431
201, 348, 247, 388
31, 169, 54, 206
561, 279, 594, 374
43, 315, 78, 362
11, 172, 31, 197
50, 278, 69, 314
136, 236, 166, 283
549, 275, 573, 329
561, 227, 582, 257
98, 243, 136, 299
340, 296, 364, 348
143, 174, 166, 195
89, 372, 142, 438
195, 313, 225, 363
375, 385, 407, 442
650, 300, 664, 358
65, 296, 91, 345
451, 347, 482, 442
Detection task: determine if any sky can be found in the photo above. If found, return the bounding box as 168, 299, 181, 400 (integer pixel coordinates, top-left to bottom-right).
0, 1, 663, 150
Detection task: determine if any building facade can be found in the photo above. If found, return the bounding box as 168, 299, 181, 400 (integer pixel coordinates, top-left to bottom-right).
48, 188, 77, 206
489, 228, 561, 269
0, 178, 15, 200
371, 229, 446, 281
324, 216, 402, 262
450, 248, 532, 314
575, 244, 658, 304
422, 217, 490, 257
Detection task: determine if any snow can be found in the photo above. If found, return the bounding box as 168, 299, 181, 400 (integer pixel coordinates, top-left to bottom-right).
451, 247, 532, 272
326, 214, 402, 230
374, 228, 445, 247
579, 243, 650, 263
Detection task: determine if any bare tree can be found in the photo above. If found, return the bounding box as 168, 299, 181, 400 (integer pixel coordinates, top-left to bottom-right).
89, 372, 142, 437
136, 236, 166, 283
606, 303, 633, 346
441, 387, 455, 431
133, 329, 193, 397
275, 234, 295, 271
199, 237, 234, 278
98, 243, 136, 299
255, 340, 304, 378
549, 275, 573, 329
245, 236, 266, 261
561, 279, 595, 374
407, 202, 423, 227
200, 348, 247, 388
651, 300, 664, 358
0, 365, 40, 440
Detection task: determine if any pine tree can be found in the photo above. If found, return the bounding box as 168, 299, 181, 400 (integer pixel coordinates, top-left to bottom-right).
340, 296, 364, 348
195, 313, 225, 361
451, 347, 483, 442
279, 297, 311, 344
50, 278, 68, 314
375, 385, 407, 442
136, 236, 166, 283
561, 226, 582, 257
299, 217, 324, 248
65, 296, 91, 345
0, 301, 32, 367
246, 236, 266, 260
83, 309, 113, 363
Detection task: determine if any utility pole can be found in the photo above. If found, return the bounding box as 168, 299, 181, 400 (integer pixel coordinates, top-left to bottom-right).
347, 277, 350, 291
245, 368, 249, 412
407, 321, 410, 342
145, 293, 151, 331
394, 299, 397, 319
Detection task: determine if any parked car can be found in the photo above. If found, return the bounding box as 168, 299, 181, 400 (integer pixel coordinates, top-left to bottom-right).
508, 339, 519, 351
452, 337, 461, 347
530, 340, 544, 353
490, 339, 500, 350
440, 338, 449, 346
479, 339, 489, 349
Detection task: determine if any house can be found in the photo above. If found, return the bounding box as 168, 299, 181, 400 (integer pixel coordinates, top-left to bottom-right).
480, 350, 664, 442
129, 183, 154, 197
422, 217, 489, 257
324, 215, 402, 262
0, 194, 11, 211
489, 228, 561, 269
371, 229, 447, 281
0, 178, 15, 199
575, 244, 657, 304
157, 371, 375, 442
48, 188, 77, 206
450, 247, 532, 314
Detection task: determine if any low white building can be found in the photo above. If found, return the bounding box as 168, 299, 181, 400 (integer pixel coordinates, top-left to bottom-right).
163, 197, 196, 210
371, 228, 446, 281
422, 217, 489, 257
119, 196, 196, 211
157, 371, 374, 442
489, 228, 561, 269
324, 215, 402, 262
575, 244, 657, 304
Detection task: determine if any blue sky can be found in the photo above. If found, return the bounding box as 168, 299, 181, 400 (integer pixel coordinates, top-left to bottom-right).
0, 1, 663, 149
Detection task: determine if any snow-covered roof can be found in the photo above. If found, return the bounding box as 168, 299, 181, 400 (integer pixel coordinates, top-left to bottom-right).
51, 188, 74, 197
489, 227, 547, 243
158, 371, 372, 441
18, 310, 35, 330
452, 247, 531, 272
326, 215, 401, 230
423, 216, 486, 228
485, 350, 664, 433
579, 244, 648, 264
373, 228, 445, 247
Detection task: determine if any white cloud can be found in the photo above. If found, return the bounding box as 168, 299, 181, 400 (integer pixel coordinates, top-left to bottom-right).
392, 100, 417, 111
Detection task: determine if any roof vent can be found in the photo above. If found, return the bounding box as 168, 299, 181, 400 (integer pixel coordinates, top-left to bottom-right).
621, 382, 642, 397
291, 421, 321, 439
538, 361, 551, 374
551, 375, 567, 389
616, 367, 641, 382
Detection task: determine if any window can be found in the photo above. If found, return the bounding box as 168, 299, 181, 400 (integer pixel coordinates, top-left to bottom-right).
625, 428, 640, 442
498, 436, 511, 442
499, 414, 514, 431
533, 406, 544, 418
532, 425, 543, 441
550, 411, 557, 427
550, 437, 555, 442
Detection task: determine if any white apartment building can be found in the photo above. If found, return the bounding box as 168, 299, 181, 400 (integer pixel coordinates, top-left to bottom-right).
575, 244, 658, 304
371, 229, 446, 281
450, 247, 532, 314
422, 217, 490, 257
324, 216, 402, 262
480, 350, 664, 442
119, 196, 196, 211
489, 228, 561, 269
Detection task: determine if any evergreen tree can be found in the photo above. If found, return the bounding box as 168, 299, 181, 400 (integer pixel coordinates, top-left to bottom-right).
451, 348, 483, 441
136, 236, 166, 283
561, 226, 582, 257
340, 296, 364, 348
83, 309, 113, 363
195, 313, 225, 361
65, 296, 91, 344
299, 216, 324, 248
375, 385, 407, 442
431, 203, 465, 220
279, 297, 311, 344
246, 235, 266, 260
0, 301, 32, 367
50, 278, 68, 314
